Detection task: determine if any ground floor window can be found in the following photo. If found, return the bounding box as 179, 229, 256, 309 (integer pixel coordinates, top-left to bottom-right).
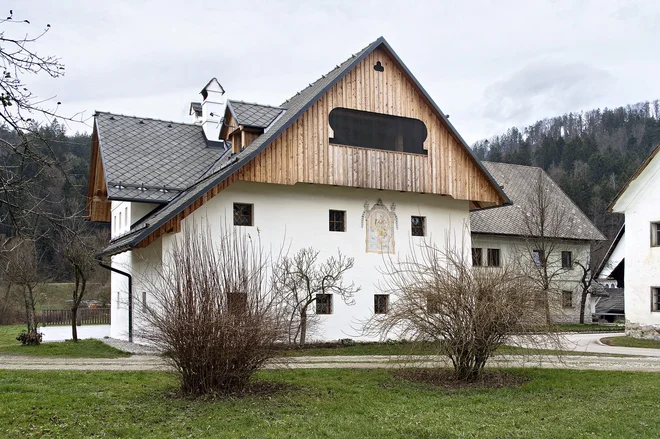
487, 248, 500, 267
411, 216, 425, 237
233, 203, 253, 226
374, 294, 389, 314
472, 247, 482, 266
316, 294, 332, 314
652, 287, 660, 312
562, 290, 573, 308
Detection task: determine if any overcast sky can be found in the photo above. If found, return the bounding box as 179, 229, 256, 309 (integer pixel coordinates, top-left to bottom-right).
10, 0, 660, 143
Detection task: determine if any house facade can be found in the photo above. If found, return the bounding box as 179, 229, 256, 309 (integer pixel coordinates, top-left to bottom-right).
470, 162, 605, 324
609, 144, 660, 339
86, 37, 509, 342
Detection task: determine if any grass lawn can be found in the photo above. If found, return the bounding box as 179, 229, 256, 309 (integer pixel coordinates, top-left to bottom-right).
0, 325, 128, 358
601, 336, 660, 349
553, 323, 624, 333
0, 368, 659, 438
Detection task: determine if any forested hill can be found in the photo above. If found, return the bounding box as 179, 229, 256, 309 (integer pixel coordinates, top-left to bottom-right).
472, 100, 660, 242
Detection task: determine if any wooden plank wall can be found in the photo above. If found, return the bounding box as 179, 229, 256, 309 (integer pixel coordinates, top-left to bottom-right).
85, 130, 111, 222
237, 47, 502, 205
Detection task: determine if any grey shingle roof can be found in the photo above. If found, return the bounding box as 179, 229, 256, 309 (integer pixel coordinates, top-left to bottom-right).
228, 100, 283, 129
470, 162, 605, 241
99, 36, 508, 256
594, 288, 624, 314
96, 112, 228, 203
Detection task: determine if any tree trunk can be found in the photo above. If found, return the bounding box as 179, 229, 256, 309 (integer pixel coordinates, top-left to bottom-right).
579, 289, 588, 324
71, 307, 78, 341
299, 310, 307, 346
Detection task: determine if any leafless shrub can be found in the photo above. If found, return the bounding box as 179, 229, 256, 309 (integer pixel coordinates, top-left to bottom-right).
272, 247, 360, 345
136, 224, 285, 396
365, 240, 549, 382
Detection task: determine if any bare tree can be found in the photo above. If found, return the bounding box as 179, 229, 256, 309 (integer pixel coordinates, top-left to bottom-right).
365, 240, 547, 382
574, 239, 609, 324
515, 170, 574, 324
57, 216, 107, 341
137, 225, 286, 395
1, 238, 44, 343
272, 247, 360, 345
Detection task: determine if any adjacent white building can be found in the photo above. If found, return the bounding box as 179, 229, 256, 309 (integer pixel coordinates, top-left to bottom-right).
609, 144, 660, 339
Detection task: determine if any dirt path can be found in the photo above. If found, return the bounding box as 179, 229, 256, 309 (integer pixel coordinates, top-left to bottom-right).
1, 353, 660, 372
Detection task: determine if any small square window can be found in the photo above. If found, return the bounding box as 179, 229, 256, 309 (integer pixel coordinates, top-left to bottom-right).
228, 292, 248, 315
233, 203, 253, 226
652, 288, 660, 312
329, 210, 345, 232
411, 216, 426, 237
532, 249, 545, 267
316, 294, 332, 314
652, 223, 660, 247
561, 251, 572, 269
487, 248, 500, 267
562, 290, 573, 308
374, 294, 389, 314
472, 247, 483, 266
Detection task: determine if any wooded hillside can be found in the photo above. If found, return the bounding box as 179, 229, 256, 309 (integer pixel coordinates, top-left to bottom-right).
472, 100, 660, 242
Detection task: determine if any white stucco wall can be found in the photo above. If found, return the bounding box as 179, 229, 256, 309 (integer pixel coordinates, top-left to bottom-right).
111, 181, 471, 342
613, 153, 660, 336
471, 234, 592, 323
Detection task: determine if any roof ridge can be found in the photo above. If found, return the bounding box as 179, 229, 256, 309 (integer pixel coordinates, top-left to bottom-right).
95, 111, 199, 127
280, 39, 376, 107
482, 161, 543, 171
228, 99, 283, 110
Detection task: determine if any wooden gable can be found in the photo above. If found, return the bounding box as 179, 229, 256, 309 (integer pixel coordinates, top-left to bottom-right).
233, 46, 505, 207
85, 126, 111, 222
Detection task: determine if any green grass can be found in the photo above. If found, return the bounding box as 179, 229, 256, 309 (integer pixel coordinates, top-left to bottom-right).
6, 282, 110, 313
0, 368, 659, 438
553, 323, 624, 333
601, 336, 660, 349
0, 325, 128, 358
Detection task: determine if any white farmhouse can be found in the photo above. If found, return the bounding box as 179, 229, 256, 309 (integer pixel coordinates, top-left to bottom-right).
85, 37, 510, 342
609, 144, 660, 339
470, 162, 605, 323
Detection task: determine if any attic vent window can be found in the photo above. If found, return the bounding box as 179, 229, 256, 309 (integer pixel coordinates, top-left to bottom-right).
374, 61, 384, 72
329, 108, 428, 155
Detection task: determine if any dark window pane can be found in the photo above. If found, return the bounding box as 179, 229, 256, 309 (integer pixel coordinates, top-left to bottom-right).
562, 251, 572, 269
374, 295, 389, 314
411, 216, 425, 237
329, 210, 345, 232
472, 248, 482, 266
653, 288, 660, 312
233, 203, 253, 226
487, 248, 500, 267
562, 291, 573, 308
329, 108, 428, 155
316, 294, 332, 314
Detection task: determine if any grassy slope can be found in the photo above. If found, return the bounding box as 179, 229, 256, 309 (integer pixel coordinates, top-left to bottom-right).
0, 369, 659, 438
602, 336, 660, 349
0, 325, 127, 358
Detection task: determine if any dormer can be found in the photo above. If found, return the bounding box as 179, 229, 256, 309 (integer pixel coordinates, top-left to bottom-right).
220, 100, 284, 154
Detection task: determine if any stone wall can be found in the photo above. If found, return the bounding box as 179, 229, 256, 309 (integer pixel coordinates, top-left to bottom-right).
626, 320, 660, 340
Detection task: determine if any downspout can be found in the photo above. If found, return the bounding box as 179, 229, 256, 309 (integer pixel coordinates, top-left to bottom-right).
96, 258, 133, 343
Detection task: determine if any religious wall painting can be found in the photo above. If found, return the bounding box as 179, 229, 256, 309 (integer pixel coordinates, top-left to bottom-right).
361, 199, 398, 254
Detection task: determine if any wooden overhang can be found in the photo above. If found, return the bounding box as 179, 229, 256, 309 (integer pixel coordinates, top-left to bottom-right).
99, 37, 510, 256
85, 123, 111, 222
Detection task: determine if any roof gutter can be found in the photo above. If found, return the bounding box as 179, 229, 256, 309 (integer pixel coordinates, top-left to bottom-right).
96, 258, 133, 343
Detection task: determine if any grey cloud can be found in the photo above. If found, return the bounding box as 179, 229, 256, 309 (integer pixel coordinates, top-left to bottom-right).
482, 60, 613, 123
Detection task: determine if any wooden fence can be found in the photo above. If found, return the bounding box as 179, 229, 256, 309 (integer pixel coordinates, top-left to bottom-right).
41, 308, 110, 326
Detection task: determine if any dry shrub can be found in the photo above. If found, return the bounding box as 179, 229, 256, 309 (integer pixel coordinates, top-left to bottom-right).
367, 240, 549, 382
137, 225, 285, 396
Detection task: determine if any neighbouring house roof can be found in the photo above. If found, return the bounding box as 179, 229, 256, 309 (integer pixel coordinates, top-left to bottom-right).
608, 142, 660, 212
595, 224, 625, 279
227, 100, 284, 129
95, 112, 229, 203
98, 36, 509, 256
594, 288, 625, 315
470, 162, 606, 241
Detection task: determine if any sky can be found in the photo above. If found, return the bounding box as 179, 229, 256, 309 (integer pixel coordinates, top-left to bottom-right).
8, 0, 660, 143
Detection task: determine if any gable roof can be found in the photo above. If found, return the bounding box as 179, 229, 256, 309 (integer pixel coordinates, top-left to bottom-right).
594, 288, 624, 315
470, 162, 605, 241
95, 112, 229, 204
595, 224, 625, 279
608, 142, 660, 212
227, 100, 284, 129
99, 36, 509, 256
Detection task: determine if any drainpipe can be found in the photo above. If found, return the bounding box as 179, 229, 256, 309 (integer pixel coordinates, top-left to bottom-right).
96, 258, 133, 343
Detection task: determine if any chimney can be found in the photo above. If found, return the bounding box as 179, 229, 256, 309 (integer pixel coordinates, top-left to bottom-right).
199, 78, 226, 140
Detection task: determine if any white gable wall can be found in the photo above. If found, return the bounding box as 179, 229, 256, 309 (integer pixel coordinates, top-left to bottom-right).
612, 153, 660, 339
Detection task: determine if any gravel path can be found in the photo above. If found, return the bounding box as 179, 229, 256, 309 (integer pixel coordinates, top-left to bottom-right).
1, 353, 660, 372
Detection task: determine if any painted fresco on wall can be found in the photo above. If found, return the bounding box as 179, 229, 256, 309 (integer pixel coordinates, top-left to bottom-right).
361, 199, 398, 254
